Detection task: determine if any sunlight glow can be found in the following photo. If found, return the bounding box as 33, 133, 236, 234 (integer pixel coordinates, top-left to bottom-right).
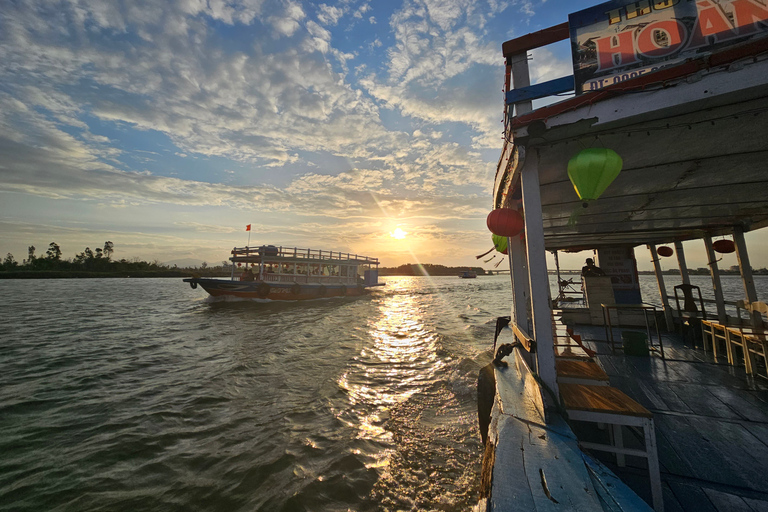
390, 227, 407, 240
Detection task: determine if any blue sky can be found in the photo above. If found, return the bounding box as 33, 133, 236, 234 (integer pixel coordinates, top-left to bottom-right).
1, 0, 765, 271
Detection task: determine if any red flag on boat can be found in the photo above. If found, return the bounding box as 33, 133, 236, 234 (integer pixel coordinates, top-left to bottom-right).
246, 224, 251, 231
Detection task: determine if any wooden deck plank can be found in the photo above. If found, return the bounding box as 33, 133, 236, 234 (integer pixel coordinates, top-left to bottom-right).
646, 381, 695, 414
653, 422, 697, 477
706, 386, 768, 423
744, 496, 768, 511
653, 414, 742, 487
742, 422, 768, 450
556, 360, 609, 382
609, 375, 671, 412
667, 481, 718, 512
667, 383, 743, 420
685, 416, 768, 493
703, 488, 750, 511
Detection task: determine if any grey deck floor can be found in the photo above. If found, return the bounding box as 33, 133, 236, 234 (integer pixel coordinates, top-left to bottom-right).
573, 324, 768, 511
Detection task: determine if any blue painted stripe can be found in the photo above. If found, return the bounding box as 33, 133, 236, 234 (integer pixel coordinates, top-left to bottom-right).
506, 75, 574, 104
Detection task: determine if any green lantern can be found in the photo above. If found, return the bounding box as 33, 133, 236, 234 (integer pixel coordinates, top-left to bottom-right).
492, 234, 508, 254
567, 148, 623, 207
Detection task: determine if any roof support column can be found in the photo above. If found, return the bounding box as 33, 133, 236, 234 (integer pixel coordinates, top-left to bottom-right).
520, 148, 558, 401
648, 244, 674, 331
733, 226, 761, 328
703, 236, 727, 324
674, 241, 690, 285
508, 52, 532, 116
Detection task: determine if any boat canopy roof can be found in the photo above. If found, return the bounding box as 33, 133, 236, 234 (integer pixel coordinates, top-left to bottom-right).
230, 246, 379, 265
497, 32, 768, 250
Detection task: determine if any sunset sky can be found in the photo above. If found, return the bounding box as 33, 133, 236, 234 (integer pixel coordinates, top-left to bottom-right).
1, 0, 766, 271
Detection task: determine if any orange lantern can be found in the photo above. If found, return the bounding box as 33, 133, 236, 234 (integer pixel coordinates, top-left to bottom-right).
657, 246, 673, 257
713, 239, 735, 254
487, 208, 524, 237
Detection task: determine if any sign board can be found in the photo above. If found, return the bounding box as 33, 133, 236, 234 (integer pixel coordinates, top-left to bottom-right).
569, 0, 768, 94
597, 246, 642, 304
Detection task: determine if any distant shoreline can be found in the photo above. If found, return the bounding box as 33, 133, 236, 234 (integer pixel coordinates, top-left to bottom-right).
2, 268, 766, 279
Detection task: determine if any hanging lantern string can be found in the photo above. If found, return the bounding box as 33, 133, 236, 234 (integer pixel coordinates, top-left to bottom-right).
476, 247, 495, 259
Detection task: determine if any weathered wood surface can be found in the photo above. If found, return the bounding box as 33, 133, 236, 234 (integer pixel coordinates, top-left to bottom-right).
487, 345, 652, 511
556, 360, 609, 383
572, 324, 768, 510
560, 383, 652, 418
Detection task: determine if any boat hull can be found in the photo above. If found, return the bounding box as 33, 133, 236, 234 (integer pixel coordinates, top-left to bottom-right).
183, 278, 369, 300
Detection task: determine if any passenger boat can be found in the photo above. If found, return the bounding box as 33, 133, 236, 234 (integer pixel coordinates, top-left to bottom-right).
459, 270, 477, 279
478, 1, 768, 511
183, 245, 382, 300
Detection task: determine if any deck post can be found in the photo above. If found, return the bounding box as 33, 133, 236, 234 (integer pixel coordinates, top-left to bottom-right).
648, 244, 674, 331
508, 52, 532, 116
520, 148, 558, 402
674, 241, 691, 285
703, 236, 727, 324
508, 226, 531, 330
733, 226, 761, 327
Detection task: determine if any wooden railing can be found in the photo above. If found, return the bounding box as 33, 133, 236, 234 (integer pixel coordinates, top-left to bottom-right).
231, 246, 379, 265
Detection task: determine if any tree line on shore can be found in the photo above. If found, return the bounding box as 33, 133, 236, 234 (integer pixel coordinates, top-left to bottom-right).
0, 242, 229, 277
378, 263, 487, 276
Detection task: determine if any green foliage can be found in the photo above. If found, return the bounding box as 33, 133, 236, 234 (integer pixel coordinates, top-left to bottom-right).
2, 253, 18, 270
379, 264, 487, 276
46, 242, 62, 261
0, 241, 232, 277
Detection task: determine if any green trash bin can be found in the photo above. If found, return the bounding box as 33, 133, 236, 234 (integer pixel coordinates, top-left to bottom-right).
622, 331, 649, 356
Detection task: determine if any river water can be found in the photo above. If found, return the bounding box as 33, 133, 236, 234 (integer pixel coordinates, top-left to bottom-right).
1, 274, 766, 511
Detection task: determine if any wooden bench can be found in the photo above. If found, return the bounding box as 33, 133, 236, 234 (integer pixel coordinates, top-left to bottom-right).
560, 383, 663, 511
556, 360, 609, 385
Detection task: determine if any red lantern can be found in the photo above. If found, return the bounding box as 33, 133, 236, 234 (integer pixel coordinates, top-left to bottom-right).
657, 246, 673, 257
487, 208, 524, 237
713, 239, 736, 254
237, 262, 242, 267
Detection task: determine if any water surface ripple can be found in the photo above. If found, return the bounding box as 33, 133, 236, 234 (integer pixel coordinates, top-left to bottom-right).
2, 274, 765, 511
0, 276, 506, 511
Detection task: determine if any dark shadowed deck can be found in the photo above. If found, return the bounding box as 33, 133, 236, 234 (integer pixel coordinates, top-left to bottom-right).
573, 324, 768, 511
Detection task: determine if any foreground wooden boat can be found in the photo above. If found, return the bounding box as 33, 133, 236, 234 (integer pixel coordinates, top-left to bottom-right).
479, 1, 768, 510
184, 245, 382, 300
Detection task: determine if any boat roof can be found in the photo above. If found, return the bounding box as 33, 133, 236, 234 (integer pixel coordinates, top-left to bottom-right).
496, 36, 768, 250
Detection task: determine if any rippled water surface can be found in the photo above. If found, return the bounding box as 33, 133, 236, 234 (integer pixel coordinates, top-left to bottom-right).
2, 274, 766, 511
0, 276, 516, 512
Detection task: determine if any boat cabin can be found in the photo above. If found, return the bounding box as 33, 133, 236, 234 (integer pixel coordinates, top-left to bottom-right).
229, 245, 380, 287
481, 1, 768, 510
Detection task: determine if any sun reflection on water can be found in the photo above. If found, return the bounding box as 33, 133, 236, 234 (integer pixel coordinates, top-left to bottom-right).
337, 291, 444, 467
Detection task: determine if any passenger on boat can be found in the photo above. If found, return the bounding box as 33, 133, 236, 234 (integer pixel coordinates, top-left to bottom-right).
581, 258, 606, 277
242, 268, 255, 281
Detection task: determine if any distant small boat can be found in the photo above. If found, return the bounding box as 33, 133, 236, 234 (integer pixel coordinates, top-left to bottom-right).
184, 245, 383, 300
459, 271, 477, 279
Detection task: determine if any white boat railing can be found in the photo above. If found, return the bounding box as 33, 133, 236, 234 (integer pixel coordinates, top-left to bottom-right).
230, 246, 379, 265
260, 274, 360, 285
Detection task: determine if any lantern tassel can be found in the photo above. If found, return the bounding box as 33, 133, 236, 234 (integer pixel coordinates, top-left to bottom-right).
484, 255, 496, 264
494, 257, 506, 268
476, 247, 495, 259
567, 206, 586, 227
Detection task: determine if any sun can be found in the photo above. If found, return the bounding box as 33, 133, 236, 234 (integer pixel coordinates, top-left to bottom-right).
390, 228, 407, 240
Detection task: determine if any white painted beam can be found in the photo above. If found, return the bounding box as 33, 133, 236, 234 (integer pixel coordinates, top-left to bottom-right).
648, 244, 674, 331
703, 236, 727, 324
520, 148, 558, 401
